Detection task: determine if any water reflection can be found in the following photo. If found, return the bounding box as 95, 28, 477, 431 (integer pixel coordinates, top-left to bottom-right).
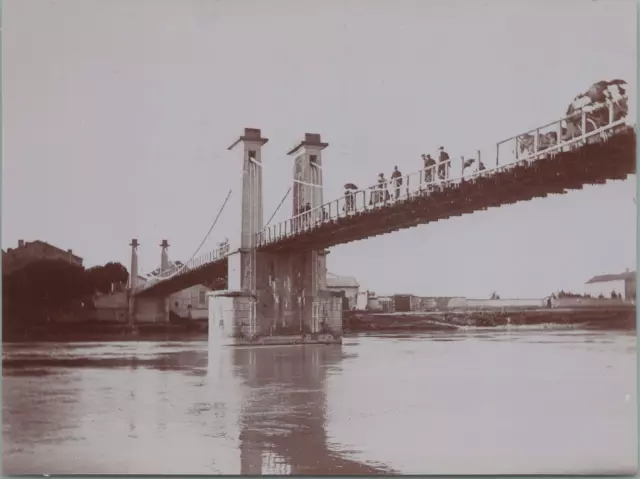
218, 345, 394, 474
2, 330, 637, 475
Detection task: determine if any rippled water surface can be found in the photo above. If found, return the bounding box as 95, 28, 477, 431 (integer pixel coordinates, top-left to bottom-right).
2, 329, 637, 475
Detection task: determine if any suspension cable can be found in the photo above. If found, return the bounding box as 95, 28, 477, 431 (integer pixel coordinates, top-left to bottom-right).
184, 188, 233, 264
151, 189, 232, 280
265, 187, 291, 227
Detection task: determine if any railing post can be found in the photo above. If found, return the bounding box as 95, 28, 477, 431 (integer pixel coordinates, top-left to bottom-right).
581, 109, 587, 140
495, 142, 500, 167
533, 128, 539, 154
608, 99, 614, 124
557, 120, 563, 150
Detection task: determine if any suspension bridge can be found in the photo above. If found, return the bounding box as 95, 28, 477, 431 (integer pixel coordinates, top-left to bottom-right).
126, 96, 635, 343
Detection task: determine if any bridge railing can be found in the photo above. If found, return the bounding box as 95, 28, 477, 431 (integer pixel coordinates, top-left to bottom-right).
133, 241, 230, 293
257, 96, 630, 247
257, 157, 473, 244
496, 96, 629, 168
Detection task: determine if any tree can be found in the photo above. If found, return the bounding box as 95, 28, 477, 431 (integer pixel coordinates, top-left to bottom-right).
3, 259, 88, 326
86, 262, 129, 294
2, 259, 129, 330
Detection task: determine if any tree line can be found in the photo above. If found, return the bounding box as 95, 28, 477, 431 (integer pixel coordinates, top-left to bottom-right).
3, 259, 129, 329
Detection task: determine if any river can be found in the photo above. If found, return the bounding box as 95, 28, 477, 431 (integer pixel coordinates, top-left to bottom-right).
2, 327, 637, 475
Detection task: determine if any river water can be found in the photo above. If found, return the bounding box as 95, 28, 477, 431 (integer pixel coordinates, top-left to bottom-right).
2, 328, 637, 475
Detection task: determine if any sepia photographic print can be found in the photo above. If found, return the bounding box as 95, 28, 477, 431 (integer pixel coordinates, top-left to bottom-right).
1, 0, 637, 475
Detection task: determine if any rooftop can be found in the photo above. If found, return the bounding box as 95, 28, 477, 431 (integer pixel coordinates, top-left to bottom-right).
4, 239, 83, 261
326, 272, 360, 289
585, 270, 636, 284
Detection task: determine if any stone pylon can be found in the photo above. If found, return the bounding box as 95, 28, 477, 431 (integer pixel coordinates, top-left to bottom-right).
127, 238, 171, 324
160, 239, 170, 273
127, 238, 139, 325
208, 128, 268, 345
281, 133, 331, 333
159, 239, 171, 323
207, 129, 342, 346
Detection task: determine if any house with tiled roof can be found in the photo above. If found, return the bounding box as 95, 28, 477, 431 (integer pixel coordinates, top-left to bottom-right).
3, 239, 83, 275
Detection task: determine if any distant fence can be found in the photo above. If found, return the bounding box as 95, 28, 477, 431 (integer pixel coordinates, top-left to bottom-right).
447, 298, 545, 309
552, 297, 632, 308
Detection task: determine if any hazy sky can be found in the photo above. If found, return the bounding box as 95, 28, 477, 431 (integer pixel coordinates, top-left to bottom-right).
3, 0, 637, 298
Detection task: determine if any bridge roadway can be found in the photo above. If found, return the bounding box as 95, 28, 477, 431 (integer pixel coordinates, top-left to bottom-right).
135, 259, 227, 298
259, 126, 635, 253
135, 118, 635, 298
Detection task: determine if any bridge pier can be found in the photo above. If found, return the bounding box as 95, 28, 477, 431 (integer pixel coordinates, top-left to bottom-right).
254, 249, 342, 339
208, 129, 342, 346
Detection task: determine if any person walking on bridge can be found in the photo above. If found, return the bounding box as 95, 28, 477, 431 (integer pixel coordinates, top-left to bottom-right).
370, 173, 390, 205
437, 146, 450, 181
303, 202, 312, 229
343, 183, 358, 213
391, 166, 403, 199
422, 154, 436, 184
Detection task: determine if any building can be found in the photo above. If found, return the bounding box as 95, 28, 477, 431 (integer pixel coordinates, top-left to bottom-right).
91, 291, 128, 322
584, 269, 636, 301
2, 239, 83, 275
169, 284, 211, 319
326, 273, 360, 309
94, 267, 360, 322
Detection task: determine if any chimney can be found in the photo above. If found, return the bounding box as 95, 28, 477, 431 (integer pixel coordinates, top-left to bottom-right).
68, 249, 73, 255
18, 240, 24, 248
305, 133, 322, 144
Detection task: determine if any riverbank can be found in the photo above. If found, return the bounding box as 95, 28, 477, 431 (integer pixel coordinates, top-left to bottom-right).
2, 321, 208, 343
3, 306, 635, 343
344, 307, 636, 332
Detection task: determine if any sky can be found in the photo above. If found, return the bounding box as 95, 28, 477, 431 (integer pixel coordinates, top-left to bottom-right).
2, 0, 637, 298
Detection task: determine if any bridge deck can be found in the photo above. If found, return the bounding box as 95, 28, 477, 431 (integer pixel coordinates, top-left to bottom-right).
134, 97, 634, 297
134, 257, 227, 297
258, 127, 635, 253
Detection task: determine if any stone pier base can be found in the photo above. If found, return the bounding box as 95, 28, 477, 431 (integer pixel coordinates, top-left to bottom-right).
208, 290, 342, 348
